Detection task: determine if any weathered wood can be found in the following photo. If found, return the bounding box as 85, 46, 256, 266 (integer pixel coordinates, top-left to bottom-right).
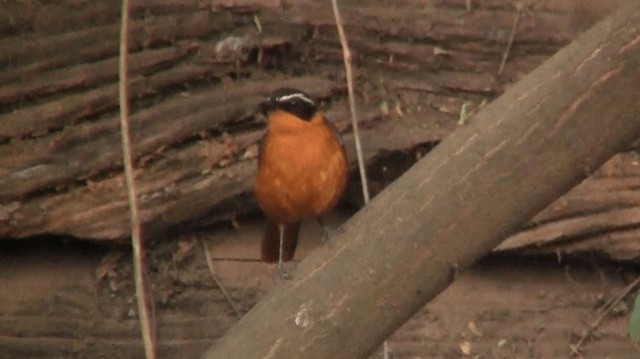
495, 152, 640, 262
0, 10, 228, 70
203, 3, 640, 358
0, 0, 626, 242
0, 44, 198, 108
2, 60, 210, 138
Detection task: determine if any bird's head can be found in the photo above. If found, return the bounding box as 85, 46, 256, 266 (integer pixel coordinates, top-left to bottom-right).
259, 88, 317, 121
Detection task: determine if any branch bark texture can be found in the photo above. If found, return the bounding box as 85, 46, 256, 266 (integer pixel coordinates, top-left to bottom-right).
203, 3, 640, 358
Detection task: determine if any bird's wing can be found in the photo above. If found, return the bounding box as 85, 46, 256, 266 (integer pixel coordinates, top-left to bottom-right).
324, 117, 345, 149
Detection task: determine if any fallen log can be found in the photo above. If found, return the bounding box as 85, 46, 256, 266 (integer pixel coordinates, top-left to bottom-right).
0, 0, 627, 245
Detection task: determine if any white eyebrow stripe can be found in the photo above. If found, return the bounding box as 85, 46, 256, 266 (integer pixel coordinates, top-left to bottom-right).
276, 93, 315, 105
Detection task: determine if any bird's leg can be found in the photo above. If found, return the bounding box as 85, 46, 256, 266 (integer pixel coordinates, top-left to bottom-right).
316, 217, 330, 246
277, 224, 291, 280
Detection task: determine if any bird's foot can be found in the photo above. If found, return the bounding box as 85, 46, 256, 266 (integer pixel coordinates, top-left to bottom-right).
278, 268, 292, 280
317, 217, 332, 246
277, 261, 294, 281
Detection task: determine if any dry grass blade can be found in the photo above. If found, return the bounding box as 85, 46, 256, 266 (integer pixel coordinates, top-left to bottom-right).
498, 4, 522, 75
201, 239, 243, 319
330, 0, 370, 204
119, 0, 156, 357
570, 275, 640, 356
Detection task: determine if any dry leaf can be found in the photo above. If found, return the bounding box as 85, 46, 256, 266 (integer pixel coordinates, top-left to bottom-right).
459, 340, 472, 355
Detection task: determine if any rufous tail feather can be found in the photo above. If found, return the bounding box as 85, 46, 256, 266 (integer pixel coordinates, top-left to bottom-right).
261, 221, 301, 263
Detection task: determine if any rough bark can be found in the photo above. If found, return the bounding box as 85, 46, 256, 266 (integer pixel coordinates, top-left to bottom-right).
0, 0, 623, 241
202, 3, 640, 359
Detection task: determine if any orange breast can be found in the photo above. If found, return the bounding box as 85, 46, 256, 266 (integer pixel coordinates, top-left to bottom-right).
254, 111, 347, 225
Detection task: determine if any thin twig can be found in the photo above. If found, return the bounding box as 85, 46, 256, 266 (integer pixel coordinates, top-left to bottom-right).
119, 1, 156, 358
570, 275, 640, 356
330, 0, 370, 204
597, 275, 640, 313
330, 0, 382, 356
498, 4, 522, 75
201, 239, 243, 319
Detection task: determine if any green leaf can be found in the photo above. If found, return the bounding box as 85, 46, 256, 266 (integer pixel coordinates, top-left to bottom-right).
379, 101, 389, 115
458, 102, 471, 125
629, 293, 640, 343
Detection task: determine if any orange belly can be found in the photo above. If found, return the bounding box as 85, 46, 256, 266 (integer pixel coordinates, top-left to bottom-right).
254, 111, 347, 225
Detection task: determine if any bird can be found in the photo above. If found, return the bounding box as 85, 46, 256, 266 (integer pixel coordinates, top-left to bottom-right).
254, 87, 348, 278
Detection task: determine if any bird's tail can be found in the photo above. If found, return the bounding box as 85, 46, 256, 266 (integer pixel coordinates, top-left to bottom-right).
261, 221, 301, 263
